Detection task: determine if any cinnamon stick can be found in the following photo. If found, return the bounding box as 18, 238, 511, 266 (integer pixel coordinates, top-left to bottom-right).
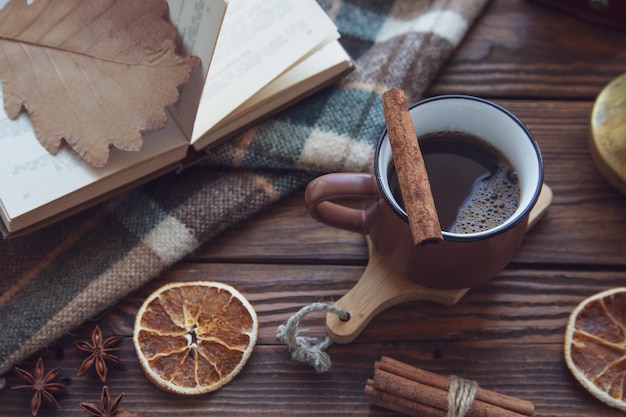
365, 356, 535, 417
365, 380, 445, 417
381, 88, 442, 246
379, 356, 535, 416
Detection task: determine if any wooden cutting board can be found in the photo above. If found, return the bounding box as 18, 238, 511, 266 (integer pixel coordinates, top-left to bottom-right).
326, 183, 553, 344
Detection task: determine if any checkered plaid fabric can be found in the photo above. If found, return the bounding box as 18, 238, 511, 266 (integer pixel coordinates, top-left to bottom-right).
0, 0, 488, 375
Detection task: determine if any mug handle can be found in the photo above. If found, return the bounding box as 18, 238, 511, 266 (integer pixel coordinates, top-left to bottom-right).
304, 173, 379, 234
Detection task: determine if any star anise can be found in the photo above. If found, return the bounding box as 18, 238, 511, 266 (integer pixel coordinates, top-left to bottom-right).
11, 357, 68, 416
79, 385, 137, 417
75, 325, 124, 382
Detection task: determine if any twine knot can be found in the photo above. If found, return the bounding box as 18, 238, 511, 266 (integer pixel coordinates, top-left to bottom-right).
446, 375, 479, 417
276, 302, 349, 373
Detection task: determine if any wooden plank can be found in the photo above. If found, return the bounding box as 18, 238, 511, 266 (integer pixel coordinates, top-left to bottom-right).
500, 100, 626, 265
189, 194, 370, 264
2, 335, 621, 416
21, 262, 619, 346
427, 0, 626, 99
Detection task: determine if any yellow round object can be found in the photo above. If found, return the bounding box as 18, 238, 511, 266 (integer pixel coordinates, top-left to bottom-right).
133, 281, 258, 395
590, 73, 626, 195
564, 288, 626, 411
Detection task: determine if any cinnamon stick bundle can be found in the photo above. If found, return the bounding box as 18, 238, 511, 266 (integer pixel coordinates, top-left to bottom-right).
365, 356, 535, 417
381, 88, 442, 246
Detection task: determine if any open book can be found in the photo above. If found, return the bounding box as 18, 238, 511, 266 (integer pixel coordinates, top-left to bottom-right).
0, 0, 353, 238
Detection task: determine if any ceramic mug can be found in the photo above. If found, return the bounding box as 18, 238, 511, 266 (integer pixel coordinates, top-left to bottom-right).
305, 95, 543, 290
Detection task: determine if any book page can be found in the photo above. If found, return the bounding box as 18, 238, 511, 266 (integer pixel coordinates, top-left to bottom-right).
0, 87, 189, 231
196, 41, 353, 148
167, 0, 228, 139
190, 0, 339, 145
215, 42, 351, 129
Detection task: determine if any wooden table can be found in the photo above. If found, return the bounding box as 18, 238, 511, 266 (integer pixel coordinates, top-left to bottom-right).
2, 1, 626, 416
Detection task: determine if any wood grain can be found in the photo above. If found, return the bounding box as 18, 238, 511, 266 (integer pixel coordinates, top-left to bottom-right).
427, 0, 626, 99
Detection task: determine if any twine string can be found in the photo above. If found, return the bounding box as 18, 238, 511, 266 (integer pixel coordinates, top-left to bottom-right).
277, 303, 479, 416
276, 302, 349, 373
446, 375, 479, 417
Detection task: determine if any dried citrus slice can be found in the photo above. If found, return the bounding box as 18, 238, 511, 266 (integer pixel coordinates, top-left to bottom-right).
564, 287, 626, 411
133, 281, 258, 395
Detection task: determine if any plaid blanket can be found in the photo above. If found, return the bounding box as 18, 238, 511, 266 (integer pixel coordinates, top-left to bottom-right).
0, 0, 488, 376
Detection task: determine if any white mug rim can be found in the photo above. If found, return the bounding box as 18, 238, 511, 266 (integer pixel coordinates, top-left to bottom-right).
374, 94, 544, 242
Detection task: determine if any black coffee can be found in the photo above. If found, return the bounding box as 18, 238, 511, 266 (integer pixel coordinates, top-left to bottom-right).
388, 130, 520, 234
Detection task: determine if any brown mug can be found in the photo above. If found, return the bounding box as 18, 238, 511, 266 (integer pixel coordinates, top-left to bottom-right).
305, 95, 544, 290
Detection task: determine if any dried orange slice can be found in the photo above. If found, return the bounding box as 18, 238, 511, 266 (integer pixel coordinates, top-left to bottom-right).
564, 287, 626, 411
133, 281, 258, 395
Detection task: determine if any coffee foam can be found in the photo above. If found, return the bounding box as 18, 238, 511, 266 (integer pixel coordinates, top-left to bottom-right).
449, 162, 520, 234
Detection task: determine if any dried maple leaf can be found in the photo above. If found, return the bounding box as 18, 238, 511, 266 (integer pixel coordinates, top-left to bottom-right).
0, 0, 199, 167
